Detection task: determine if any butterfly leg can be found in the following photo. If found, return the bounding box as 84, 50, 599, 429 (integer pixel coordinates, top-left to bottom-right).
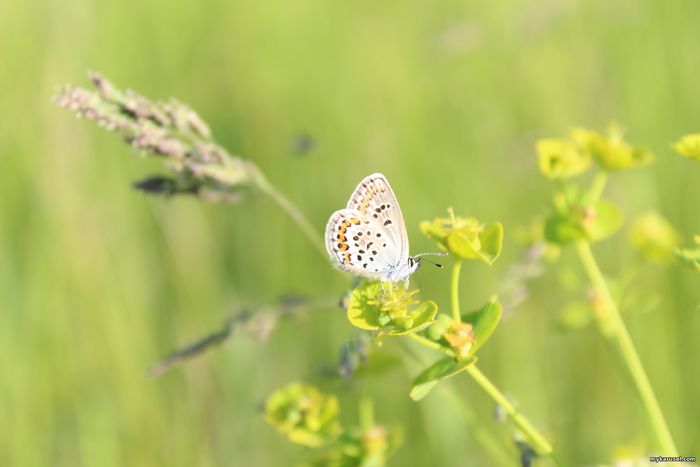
403, 278, 410, 289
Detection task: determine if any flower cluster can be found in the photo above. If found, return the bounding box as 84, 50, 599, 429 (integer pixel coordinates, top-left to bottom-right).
341, 210, 505, 402
264, 384, 402, 466
629, 212, 681, 265
537, 123, 654, 180
265, 383, 342, 448
346, 282, 437, 338
673, 133, 700, 161
420, 210, 503, 264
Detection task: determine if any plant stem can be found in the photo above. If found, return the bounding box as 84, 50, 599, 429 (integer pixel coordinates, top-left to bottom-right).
464, 365, 555, 459
439, 383, 516, 466
575, 241, 677, 455
359, 397, 375, 429
587, 171, 608, 203
451, 258, 463, 322
253, 171, 327, 260
399, 340, 514, 466
408, 333, 452, 354
440, 247, 562, 464
406, 333, 560, 463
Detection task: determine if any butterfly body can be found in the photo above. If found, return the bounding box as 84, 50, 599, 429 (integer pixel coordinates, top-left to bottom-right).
325, 173, 420, 285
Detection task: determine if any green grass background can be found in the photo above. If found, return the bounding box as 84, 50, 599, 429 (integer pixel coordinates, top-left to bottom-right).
1, 0, 698, 465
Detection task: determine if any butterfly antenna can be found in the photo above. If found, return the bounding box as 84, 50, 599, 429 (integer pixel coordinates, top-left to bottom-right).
414, 252, 448, 269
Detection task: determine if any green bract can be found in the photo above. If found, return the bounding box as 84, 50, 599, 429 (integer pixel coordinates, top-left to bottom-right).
460, 299, 503, 356
411, 299, 501, 400
410, 356, 478, 401
673, 133, 700, 160
346, 282, 437, 337
570, 124, 654, 171
537, 138, 592, 180
629, 212, 681, 265
265, 383, 342, 448
420, 213, 503, 264
545, 190, 623, 245
425, 300, 503, 358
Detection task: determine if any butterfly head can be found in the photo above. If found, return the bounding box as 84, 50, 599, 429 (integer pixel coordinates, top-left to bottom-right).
407, 256, 421, 273
387, 252, 447, 285
411, 252, 448, 270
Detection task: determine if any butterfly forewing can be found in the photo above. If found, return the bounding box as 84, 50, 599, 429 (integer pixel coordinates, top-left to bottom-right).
325, 209, 399, 279
345, 173, 409, 264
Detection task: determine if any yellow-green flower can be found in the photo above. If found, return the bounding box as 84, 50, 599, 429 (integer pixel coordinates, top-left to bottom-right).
629, 212, 681, 265
442, 320, 476, 359
537, 138, 591, 180
420, 210, 503, 265
570, 123, 654, 171
265, 383, 342, 448
346, 282, 437, 336
672, 133, 700, 161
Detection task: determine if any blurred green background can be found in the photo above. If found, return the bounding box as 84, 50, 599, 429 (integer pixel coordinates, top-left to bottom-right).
1, 0, 699, 465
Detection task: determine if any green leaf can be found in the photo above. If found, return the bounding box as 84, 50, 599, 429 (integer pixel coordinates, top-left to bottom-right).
347, 282, 384, 330
586, 200, 624, 242
544, 199, 623, 245
461, 300, 502, 355
478, 222, 504, 265
445, 223, 503, 265
410, 356, 477, 401
544, 212, 587, 244
446, 230, 480, 259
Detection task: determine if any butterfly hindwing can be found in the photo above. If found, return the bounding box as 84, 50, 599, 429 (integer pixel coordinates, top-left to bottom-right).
325, 209, 398, 279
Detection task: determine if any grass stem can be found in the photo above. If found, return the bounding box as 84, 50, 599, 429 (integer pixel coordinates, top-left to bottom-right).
575, 241, 677, 455
254, 172, 327, 260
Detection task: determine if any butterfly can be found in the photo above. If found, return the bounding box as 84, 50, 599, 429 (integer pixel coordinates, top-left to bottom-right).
325, 173, 444, 286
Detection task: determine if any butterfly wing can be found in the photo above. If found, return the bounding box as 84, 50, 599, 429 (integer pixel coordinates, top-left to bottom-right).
344, 173, 409, 264
325, 208, 400, 280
